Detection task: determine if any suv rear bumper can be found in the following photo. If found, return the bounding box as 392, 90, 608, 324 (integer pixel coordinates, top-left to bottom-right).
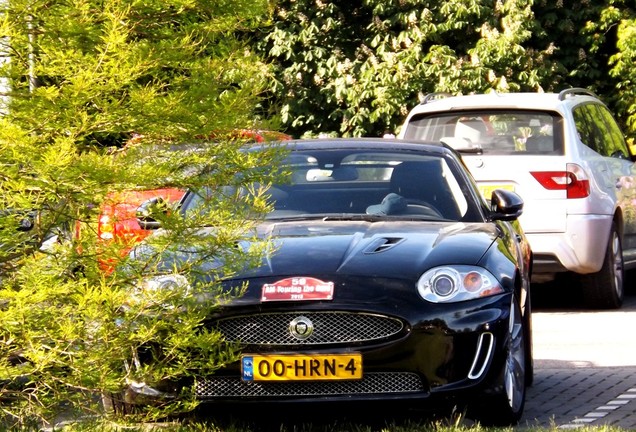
526, 214, 612, 275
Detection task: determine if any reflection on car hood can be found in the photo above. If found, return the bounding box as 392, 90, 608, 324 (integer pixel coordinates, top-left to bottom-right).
134, 220, 501, 281
251, 220, 498, 279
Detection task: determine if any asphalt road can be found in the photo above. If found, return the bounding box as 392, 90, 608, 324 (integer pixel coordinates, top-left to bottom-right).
520, 284, 636, 429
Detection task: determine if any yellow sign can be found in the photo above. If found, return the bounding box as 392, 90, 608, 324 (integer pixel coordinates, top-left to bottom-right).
479, 184, 515, 200
241, 353, 362, 381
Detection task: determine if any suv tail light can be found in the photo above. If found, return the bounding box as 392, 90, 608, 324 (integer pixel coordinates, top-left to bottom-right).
530, 163, 590, 198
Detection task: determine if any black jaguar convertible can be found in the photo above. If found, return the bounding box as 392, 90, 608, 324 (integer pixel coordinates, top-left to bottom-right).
121, 138, 533, 426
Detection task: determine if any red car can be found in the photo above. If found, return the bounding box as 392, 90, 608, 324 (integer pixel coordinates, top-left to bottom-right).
95, 130, 292, 271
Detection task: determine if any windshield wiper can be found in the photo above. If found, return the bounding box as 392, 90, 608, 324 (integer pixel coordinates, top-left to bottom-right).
266, 213, 384, 222
268, 213, 446, 223
322, 214, 387, 222
326, 213, 453, 222
265, 214, 328, 222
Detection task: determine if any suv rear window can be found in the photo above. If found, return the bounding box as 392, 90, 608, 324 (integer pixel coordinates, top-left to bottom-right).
403, 110, 564, 155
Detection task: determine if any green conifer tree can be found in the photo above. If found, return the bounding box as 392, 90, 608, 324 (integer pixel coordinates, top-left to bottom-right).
0, 0, 285, 426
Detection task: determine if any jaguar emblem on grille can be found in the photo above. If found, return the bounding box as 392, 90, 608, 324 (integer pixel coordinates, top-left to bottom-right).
289, 316, 314, 340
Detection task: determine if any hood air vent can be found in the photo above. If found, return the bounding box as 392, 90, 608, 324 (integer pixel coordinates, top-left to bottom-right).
364, 237, 405, 254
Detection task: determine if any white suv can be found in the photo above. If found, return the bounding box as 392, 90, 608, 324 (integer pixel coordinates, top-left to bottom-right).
398, 89, 636, 309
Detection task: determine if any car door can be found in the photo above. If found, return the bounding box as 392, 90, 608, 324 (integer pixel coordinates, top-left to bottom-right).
591, 104, 636, 256
574, 103, 636, 255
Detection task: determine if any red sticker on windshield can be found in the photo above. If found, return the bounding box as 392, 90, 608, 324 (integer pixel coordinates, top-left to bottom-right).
262, 277, 334, 302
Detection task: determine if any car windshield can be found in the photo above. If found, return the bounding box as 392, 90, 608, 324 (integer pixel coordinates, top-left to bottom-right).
180, 148, 485, 223
403, 110, 564, 155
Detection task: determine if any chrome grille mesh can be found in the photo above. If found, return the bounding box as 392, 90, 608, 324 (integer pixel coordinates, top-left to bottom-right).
214, 311, 404, 345
195, 372, 424, 398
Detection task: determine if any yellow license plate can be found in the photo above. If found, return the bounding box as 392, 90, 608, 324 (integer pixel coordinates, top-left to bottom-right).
479, 184, 515, 199
241, 353, 362, 381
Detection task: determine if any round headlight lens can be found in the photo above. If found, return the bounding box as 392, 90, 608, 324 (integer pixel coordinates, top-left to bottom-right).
463, 271, 483, 292
431, 274, 456, 297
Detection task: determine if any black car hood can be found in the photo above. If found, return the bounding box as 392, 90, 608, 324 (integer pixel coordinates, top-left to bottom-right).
243, 220, 499, 280
133, 220, 501, 281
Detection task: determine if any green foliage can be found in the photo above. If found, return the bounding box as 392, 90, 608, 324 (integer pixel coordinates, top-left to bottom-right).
528, 1, 636, 140
252, 0, 636, 142
0, 0, 286, 427
612, 19, 636, 131
255, 0, 555, 138
530, 0, 603, 86
2, 0, 273, 144
605, 10, 636, 139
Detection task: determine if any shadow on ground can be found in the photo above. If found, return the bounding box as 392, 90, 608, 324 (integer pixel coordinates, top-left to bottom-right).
531, 269, 636, 312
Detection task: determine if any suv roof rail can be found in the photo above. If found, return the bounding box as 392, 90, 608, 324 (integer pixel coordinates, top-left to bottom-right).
558, 88, 598, 101
420, 92, 453, 104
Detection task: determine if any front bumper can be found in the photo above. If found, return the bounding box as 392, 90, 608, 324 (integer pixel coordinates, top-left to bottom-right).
124, 293, 514, 408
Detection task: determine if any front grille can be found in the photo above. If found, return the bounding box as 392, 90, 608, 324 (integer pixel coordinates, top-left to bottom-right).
195, 372, 424, 398
214, 311, 404, 345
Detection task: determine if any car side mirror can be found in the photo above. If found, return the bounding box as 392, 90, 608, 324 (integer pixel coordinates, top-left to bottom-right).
136, 197, 169, 230
489, 189, 523, 221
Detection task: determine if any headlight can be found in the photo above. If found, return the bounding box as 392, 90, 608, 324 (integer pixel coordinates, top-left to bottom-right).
139, 274, 191, 293
417, 266, 504, 303
132, 274, 192, 308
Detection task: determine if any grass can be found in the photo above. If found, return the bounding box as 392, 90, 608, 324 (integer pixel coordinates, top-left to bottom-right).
36, 419, 635, 432
4, 402, 631, 432
27, 409, 634, 432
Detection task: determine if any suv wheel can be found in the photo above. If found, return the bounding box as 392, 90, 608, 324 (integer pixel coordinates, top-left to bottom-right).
580, 223, 624, 309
